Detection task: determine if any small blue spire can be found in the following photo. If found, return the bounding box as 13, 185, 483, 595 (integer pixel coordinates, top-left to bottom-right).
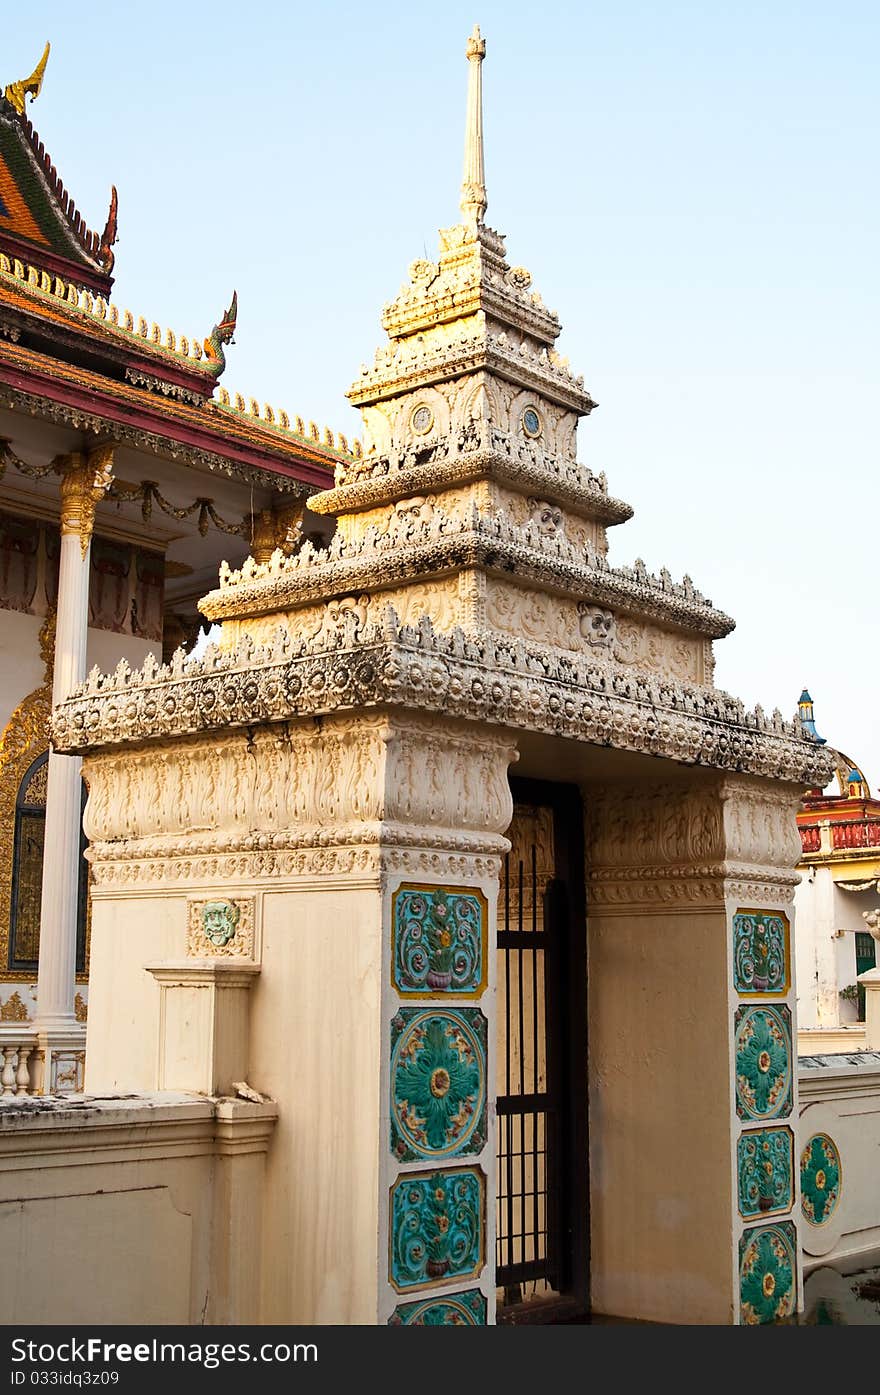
797, 688, 826, 744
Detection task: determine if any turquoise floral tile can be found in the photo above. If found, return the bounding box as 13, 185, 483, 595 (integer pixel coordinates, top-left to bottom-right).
389, 1168, 484, 1292
390, 1007, 487, 1162
392, 885, 488, 997
737, 1126, 794, 1218
733, 910, 790, 995
735, 1004, 793, 1121
800, 1133, 842, 1225
739, 1220, 797, 1324
388, 1288, 487, 1325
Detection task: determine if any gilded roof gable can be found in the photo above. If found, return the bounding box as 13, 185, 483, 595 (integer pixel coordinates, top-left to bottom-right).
0, 49, 117, 296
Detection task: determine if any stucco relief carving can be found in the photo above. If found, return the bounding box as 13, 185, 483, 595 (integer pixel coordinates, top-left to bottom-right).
321, 422, 626, 523
578, 603, 615, 651
200, 497, 729, 655
56, 612, 832, 788
81, 716, 517, 864
485, 582, 571, 648
187, 896, 256, 959
612, 617, 702, 684
89, 846, 504, 891
527, 498, 563, 535
586, 785, 726, 870
585, 778, 804, 908
720, 781, 805, 873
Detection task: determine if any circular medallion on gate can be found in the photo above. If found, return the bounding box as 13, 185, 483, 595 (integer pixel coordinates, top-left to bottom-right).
390, 1008, 487, 1162
734, 1004, 793, 1121
739, 1221, 797, 1324
800, 1133, 842, 1225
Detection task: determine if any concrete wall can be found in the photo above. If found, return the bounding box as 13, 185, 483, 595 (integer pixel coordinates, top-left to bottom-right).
0, 1094, 276, 1324
798, 1051, 880, 1272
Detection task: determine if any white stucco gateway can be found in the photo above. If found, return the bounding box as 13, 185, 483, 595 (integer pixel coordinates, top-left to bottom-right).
4, 29, 836, 1327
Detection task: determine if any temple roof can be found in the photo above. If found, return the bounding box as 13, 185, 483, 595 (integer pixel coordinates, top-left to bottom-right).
0, 44, 358, 494
0, 255, 354, 491
0, 44, 117, 296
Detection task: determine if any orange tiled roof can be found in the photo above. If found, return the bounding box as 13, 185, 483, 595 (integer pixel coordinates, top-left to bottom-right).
0, 251, 361, 489
0, 91, 116, 295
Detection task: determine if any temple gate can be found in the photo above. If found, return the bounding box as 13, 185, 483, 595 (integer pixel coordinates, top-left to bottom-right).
46, 28, 831, 1325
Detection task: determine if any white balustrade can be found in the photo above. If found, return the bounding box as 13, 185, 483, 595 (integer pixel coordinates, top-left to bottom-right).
0, 1031, 41, 1096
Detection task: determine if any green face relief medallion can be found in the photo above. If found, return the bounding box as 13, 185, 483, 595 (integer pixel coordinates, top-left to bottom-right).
201, 900, 240, 946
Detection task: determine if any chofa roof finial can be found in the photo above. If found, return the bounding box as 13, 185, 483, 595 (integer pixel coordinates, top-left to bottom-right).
460, 25, 487, 225
4, 41, 50, 117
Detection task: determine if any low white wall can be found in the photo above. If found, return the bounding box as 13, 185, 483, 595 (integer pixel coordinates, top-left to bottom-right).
798, 1051, 880, 1272
0, 1092, 276, 1324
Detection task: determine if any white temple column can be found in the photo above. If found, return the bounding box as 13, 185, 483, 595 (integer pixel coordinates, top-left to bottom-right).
34, 448, 113, 1085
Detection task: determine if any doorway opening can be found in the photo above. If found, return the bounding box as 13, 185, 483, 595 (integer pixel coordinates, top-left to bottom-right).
496, 777, 589, 1324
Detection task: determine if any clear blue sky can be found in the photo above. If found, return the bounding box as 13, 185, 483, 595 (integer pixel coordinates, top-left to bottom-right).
7, 1, 878, 787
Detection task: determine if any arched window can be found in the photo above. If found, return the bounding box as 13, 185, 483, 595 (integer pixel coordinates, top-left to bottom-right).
8, 753, 88, 973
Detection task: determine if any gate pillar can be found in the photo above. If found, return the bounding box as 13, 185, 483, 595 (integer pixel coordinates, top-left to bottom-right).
80, 710, 515, 1324
585, 771, 805, 1325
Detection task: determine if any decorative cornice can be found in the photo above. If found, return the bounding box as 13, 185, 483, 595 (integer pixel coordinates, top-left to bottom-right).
0, 253, 227, 382
0, 372, 333, 493
348, 325, 594, 414
0, 255, 359, 460
199, 499, 729, 637
311, 427, 626, 521
88, 845, 504, 890
51, 609, 834, 785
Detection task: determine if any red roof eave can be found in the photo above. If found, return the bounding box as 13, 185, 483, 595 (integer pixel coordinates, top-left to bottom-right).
0, 358, 335, 490
0, 230, 112, 298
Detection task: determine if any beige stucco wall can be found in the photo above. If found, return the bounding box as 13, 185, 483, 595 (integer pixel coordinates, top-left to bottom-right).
799, 1056, 880, 1271
252, 885, 382, 1324
587, 902, 736, 1322
0, 1097, 213, 1324
84, 895, 183, 1092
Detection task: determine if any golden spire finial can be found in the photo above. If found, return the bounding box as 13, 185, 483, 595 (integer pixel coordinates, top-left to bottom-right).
4, 41, 50, 117
460, 24, 487, 225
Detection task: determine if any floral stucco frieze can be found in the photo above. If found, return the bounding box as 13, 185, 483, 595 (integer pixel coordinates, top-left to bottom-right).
347, 326, 592, 414
51, 609, 834, 787
313, 425, 626, 519
198, 498, 731, 638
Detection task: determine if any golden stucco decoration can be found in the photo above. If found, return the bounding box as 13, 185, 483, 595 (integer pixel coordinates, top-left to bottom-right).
4, 41, 50, 117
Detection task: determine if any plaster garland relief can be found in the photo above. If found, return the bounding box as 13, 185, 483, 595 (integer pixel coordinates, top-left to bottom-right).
88, 846, 505, 892
585, 778, 806, 908
80, 715, 517, 863
55, 612, 832, 789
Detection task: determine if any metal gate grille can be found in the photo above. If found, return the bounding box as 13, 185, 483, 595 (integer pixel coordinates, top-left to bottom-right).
496, 803, 559, 1301
495, 783, 589, 1323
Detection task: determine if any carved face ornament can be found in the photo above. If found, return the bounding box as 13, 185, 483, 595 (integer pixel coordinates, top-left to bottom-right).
202, 900, 240, 947
528, 498, 563, 535
578, 603, 615, 649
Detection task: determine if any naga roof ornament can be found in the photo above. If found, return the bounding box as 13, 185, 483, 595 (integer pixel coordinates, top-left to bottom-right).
0, 40, 118, 293
203, 290, 237, 377
3, 41, 50, 117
